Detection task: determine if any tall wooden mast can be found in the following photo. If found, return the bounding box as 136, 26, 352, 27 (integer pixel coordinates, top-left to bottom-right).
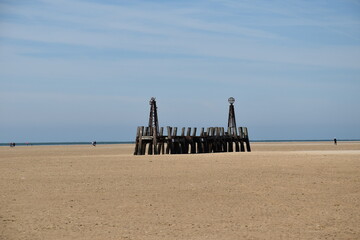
148, 97, 159, 134
227, 97, 237, 135
148, 97, 159, 154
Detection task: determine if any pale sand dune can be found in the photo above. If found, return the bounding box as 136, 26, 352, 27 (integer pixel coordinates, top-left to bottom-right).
1, 142, 359, 239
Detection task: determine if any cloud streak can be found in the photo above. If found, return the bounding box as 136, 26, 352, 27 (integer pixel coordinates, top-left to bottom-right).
1, 0, 360, 141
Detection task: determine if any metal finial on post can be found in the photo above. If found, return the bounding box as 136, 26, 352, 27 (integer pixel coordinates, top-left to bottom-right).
228, 97, 235, 105
228, 97, 237, 135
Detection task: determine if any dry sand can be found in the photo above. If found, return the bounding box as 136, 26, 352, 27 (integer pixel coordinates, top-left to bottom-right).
1, 142, 360, 240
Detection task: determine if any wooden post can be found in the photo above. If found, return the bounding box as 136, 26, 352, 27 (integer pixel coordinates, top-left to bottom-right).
157, 127, 164, 154
187, 128, 191, 153
227, 127, 233, 152
134, 126, 140, 155
234, 128, 240, 152
244, 127, 251, 152
186, 127, 191, 136
191, 127, 197, 153
220, 127, 225, 152
192, 127, 197, 137
239, 127, 245, 152
148, 141, 153, 155
173, 127, 178, 154
166, 126, 172, 154
140, 127, 147, 155
153, 126, 158, 155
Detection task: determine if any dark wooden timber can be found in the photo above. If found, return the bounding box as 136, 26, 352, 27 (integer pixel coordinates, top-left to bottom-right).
134, 126, 251, 155
134, 97, 251, 155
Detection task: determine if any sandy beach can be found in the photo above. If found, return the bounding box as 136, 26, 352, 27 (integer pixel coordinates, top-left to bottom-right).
1, 142, 359, 240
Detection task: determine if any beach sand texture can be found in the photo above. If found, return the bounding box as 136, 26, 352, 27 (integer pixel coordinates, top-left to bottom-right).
1, 142, 360, 240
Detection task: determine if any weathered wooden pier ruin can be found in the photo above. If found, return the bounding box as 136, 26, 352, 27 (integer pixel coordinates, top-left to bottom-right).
134, 97, 251, 155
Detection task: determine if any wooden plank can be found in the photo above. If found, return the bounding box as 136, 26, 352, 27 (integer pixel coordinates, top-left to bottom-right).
244, 127, 251, 152
166, 126, 172, 154
153, 126, 158, 155
134, 126, 140, 155
187, 127, 191, 136
227, 126, 233, 152
137, 127, 144, 155
239, 127, 245, 152
134, 124, 251, 155
211, 127, 216, 137
159, 127, 164, 154
192, 127, 197, 137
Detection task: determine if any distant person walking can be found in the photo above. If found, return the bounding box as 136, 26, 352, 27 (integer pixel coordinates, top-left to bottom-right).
334, 138, 337, 145
92, 141, 97, 147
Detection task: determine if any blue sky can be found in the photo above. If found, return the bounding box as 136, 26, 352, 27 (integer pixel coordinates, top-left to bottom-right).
1, 0, 360, 142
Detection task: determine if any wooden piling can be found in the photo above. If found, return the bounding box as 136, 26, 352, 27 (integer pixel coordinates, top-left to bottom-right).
134, 125, 251, 155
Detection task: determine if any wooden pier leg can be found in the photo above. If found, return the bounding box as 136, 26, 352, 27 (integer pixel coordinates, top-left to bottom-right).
222, 128, 227, 152
134, 126, 140, 155
193, 127, 197, 137
185, 128, 192, 154
204, 132, 210, 153
141, 127, 147, 155
148, 142, 153, 155
244, 127, 251, 152
180, 127, 186, 154
159, 127, 164, 154
227, 127, 233, 152
210, 127, 214, 152
198, 128, 205, 153
214, 127, 218, 152
194, 139, 199, 153
235, 128, 240, 152
166, 126, 172, 154
212, 127, 217, 152
147, 127, 153, 155
153, 126, 159, 155
207, 127, 212, 153
137, 127, 144, 155
191, 128, 197, 153
223, 128, 229, 152
173, 127, 178, 154
235, 141, 240, 152
187, 127, 191, 136
239, 127, 245, 152
220, 127, 224, 152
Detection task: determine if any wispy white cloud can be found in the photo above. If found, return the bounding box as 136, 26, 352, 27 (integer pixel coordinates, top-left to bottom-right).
1, 0, 359, 69
1, 0, 360, 141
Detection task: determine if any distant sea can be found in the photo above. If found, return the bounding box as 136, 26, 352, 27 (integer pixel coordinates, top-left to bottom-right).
0, 141, 133, 146
1, 139, 359, 147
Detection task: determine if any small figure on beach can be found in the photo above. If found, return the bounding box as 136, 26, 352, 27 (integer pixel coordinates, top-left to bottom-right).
10, 142, 15, 147
92, 141, 97, 147
334, 138, 337, 145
